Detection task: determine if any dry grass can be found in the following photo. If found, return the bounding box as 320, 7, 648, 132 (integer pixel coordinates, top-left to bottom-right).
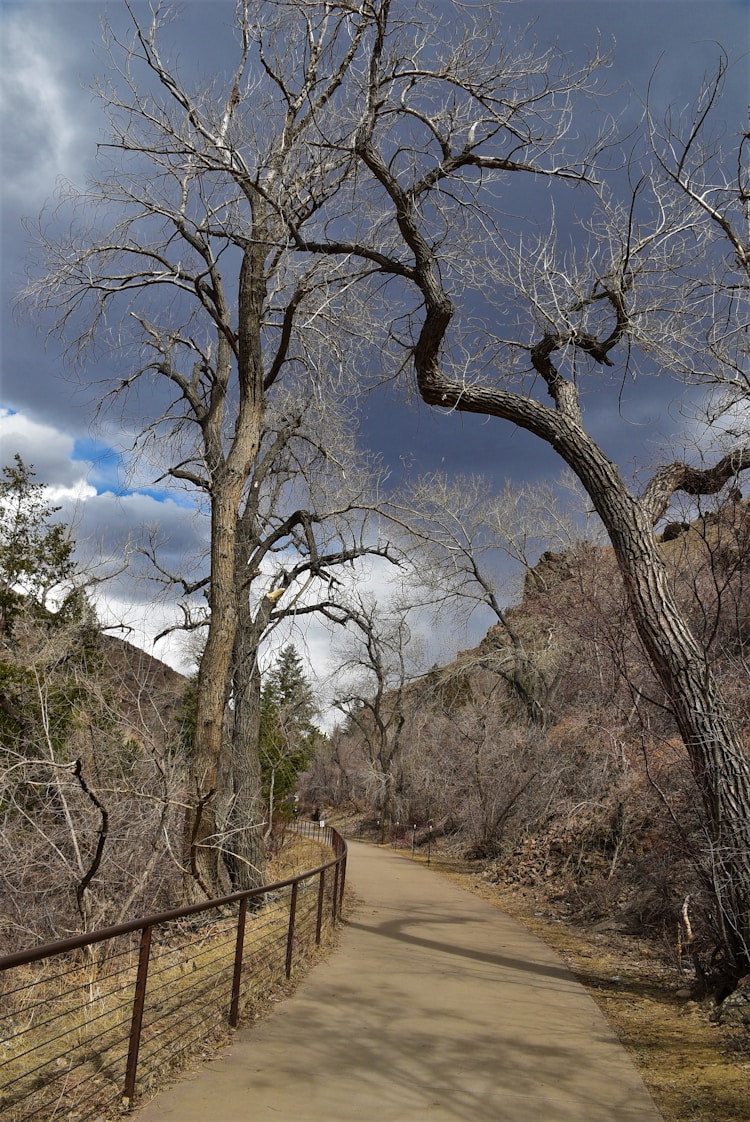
0, 833, 339, 1122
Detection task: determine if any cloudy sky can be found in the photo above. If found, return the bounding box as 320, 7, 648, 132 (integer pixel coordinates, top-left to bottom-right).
1, 0, 748, 686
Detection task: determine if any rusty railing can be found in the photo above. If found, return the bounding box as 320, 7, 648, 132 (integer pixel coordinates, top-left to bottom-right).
0, 821, 347, 1122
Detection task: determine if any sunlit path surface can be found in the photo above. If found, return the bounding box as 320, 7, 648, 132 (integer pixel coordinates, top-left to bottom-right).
133, 841, 663, 1121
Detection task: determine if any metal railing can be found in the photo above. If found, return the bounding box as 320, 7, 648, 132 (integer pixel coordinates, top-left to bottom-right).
0, 821, 347, 1122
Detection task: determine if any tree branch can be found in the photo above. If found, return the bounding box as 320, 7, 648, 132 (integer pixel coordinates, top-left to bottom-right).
642, 450, 750, 524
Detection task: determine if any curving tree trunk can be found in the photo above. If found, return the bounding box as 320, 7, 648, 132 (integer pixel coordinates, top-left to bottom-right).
345, 30, 750, 966
416, 357, 750, 976
599, 493, 750, 972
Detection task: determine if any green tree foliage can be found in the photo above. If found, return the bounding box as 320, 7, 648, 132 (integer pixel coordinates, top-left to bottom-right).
258, 645, 322, 822
0, 456, 97, 764
0, 455, 77, 642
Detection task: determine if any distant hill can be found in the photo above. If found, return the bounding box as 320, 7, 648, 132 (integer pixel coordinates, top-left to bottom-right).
97, 634, 189, 751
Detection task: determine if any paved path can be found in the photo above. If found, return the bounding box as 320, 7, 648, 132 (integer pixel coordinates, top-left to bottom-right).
134, 842, 663, 1121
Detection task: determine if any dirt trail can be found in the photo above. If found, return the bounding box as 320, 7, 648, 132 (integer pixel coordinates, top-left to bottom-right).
133, 841, 664, 1121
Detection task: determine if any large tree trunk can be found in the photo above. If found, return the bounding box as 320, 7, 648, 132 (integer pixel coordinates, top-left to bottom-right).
226, 615, 267, 891
535, 417, 750, 976
417, 357, 750, 976
183, 241, 268, 901
601, 493, 750, 974
183, 480, 243, 901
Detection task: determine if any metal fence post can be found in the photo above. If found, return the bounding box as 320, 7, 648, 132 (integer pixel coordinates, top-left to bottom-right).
331, 861, 340, 925
123, 924, 153, 1104
315, 870, 326, 945
230, 898, 248, 1027
0, 827, 346, 1120
338, 852, 347, 917
285, 882, 299, 979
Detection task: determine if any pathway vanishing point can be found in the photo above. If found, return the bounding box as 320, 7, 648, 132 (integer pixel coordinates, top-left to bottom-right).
133, 840, 664, 1121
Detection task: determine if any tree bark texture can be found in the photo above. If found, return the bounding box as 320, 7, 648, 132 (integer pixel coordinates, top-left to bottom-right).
226, 608, 267, 892
183, 242, 267, 901
416, 360, 750, 972
183, 478, 244, 900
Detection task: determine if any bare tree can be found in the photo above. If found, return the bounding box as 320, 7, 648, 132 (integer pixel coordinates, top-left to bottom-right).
135, 378, 391, 890
328, 591, 421, 842
0, 600, 185, 945
23, 0, 750, 979
390, 475, 600, 726
24, 1, 379, 899
295, 4, 750, 979
224, 394, 390, 887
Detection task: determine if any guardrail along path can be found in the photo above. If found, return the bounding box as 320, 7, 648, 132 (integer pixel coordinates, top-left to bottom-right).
134, 841, 663, 1122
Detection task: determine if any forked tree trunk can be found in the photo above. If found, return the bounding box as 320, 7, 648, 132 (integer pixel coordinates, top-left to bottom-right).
183, 243, 267, 902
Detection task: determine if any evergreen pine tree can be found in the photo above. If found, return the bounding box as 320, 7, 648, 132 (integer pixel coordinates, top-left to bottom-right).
0, 454, 77, 640
258, 645, 321, 821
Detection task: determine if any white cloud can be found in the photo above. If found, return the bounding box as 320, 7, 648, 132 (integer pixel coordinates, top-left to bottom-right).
259, 551, 487, 729
1, 408, 206, 672
1, 408, 493, 712
0, 409, 94, 496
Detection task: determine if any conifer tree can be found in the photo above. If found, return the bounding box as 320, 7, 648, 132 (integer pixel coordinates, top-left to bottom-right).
0, 455, 76, 641
258, 645, 320, 827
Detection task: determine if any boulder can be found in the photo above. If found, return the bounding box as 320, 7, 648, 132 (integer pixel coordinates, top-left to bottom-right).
716, 976, 750, 1025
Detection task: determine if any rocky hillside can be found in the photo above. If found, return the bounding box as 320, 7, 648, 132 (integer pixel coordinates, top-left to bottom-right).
98, 634, 189, 750
302, 501, 750, 996
0, 616, 191, 946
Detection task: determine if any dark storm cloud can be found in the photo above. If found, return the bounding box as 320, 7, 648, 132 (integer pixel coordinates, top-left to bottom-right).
2, 0, 747, 473
0, 1, 747, 669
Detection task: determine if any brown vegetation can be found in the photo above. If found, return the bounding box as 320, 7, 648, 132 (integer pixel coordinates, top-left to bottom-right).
0, 832, 338, 1122
302, 496, 750, 1005
0, 621, 191, 949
